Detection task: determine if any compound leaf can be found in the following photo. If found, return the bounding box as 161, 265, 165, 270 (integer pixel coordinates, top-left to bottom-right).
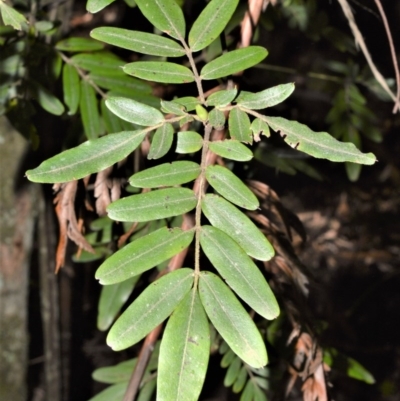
199, 272, 268, 368
135, 0, 185, 40
129, 161, 201, 187
202, 195, 273, 260
91, 28, 185, 57
200, 226, 279, 320
205, 165, 259, 210
176, 131, 203, 153
209, 140, 252, 161
106, 187, 197, 222
95, 227, 194, 284
201, 47, 268, 80
158, 289, 210, 401
264, 116, 376, 164
107, 269, 194, 351
236, 83, 295, 110
188, 0, 239, 52
26, 130, 146, 183
124, 61, 195, 84
229, 108, 252, 143
148, 123, 174, 159
106, 96, 164, 126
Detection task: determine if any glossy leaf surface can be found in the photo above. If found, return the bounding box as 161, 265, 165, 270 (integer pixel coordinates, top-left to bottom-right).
106, 97, 164, 126
80, 80, 101, 139
200, 226, 279, 319
209, 140, 252, 161
228, 108, 252, 143
135, 0, 186, 40
201, 47, 268, 80
56, 37, 104, 52
107, 269, 194, 351
264, 116, 376, 164
62, 64, 80, 115
176, 131, 203, 153
124, 62, 195, 84
91, 28, 185, 57
95, 227, 194, 284
236, 83, 295, 109
205, 165, 259, 210
106, 188, 197, 222
97, 276, 140, 331
130, 161, 201, 187
201, 196, 273, 260
199, 272, 268, 368
26, 130, 145, 183
148, 123, 174, 159
189, 0, 239, 52
158, 290, 210, 401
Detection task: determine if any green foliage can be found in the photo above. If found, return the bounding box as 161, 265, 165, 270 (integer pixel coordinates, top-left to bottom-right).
8, 0, 379, 399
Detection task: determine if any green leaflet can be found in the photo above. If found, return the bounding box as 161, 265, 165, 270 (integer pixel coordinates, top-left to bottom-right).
97, 276, 140, 331
224, 356, 242, 386
106, 187, 197, 222
34, 81, 65, 116
107, 269, 194, 351
158, 289, 210, 401
93, 359, 137, 383
62, 63, 80, 115
88, 382, 127, 401
26, 130, 145, 183
106, 96, 164, 126
207, 88, 238, 107
262, 116, 377, 164
138, 378, 157, 401
232, 365, 247, 393
80, 80, 101, 139
56, 37, 104, 52
0, 2, 27, 30
160, 100, 186, 116
205, 165, 259, 210
95, 227, 194, 284
148, 123, 174, 159
199, 272, 268, 368
208, 109, 226, 130
124, 61, 195, 84
200, 226, 279, 320
70, 53, 126, 75
172, 96, 200, 112
208, 140, 253, 161
188, 0, 239, 52
91, 28, 185, 57
236, 83, 295, 110
201, 195, 273, 261
251, 118, 270, 139
135, 0, 185, 41
87, 0, 116, 13
201, 47, 268, 80
129, 161, 201, 187
88, 73, 152, 96
100, 99, 124, 133
229, 108, 252, 143
176, 131, 203, 153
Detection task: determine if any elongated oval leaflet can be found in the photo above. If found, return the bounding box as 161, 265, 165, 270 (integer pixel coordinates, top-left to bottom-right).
205, 165, 259, 210
200, 226, 279, 320
158, 289, 210, 401
129, 161, 201, 188
208, 140, 253, 162
208, 109, 226, 130
95, 227, 195, 285
106, 188, 197, 222
80, 80, 101, 139
70, 53, 127, 75
124, 61, 195, 84
91, 28, 185, 57
56, 37, 104, 52
88, 73, 152, 95
88, 382, 128, 401
236, 83, 295, 110
26, 130, 146, 183
160, 100, 186, 116
34, 81, 65, 116
97, 276, 140, 331
228, 108, 252, 143
207, 88, 238, 107
107, 269, 194, 351
199, 271, 268, 368
148, 123, 174, 160
201, 195, 273, 261
134, 0, 186, 41
100, 99, 124, 134
176, 131, 203, 153
62, 63, 80, 115
87, 0, 116, 13
263, 116, 377, 165
188, 0, 239, 52
92, 358, 137, 383
201, 47, 268, 80
106, 96, 164, 126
